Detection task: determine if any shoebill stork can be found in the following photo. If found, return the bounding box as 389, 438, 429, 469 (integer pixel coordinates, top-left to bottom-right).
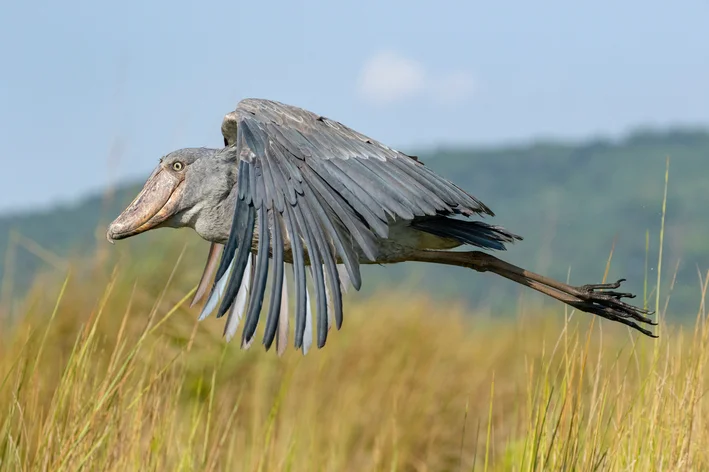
106, 98, 656, 355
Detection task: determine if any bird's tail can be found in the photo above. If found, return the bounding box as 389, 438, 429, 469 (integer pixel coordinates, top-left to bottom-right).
411, 216, 523, 251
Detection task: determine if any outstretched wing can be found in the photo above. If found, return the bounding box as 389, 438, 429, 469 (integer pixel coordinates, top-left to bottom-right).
199, 98, 493, 354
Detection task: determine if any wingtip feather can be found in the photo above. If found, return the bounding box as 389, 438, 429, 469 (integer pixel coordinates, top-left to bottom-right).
198, 257, 234, 321
224, 254, 253, 342
276, 267, 290, 357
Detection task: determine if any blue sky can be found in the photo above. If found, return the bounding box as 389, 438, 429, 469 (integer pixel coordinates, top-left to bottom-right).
1, 0, 707, 214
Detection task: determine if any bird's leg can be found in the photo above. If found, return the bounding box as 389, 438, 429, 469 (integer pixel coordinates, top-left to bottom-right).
409, 250, 658, 338
191, 242, 224, 307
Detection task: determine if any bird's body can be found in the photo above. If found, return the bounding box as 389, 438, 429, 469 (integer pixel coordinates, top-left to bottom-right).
107, 98, 656, 355
183, 176, 456, 257
205, 206, 477, 265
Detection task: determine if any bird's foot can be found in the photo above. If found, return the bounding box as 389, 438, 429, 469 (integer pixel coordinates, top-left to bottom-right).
567, 278, 658, 337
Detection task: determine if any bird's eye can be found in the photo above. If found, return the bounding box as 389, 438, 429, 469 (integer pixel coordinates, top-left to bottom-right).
172, 162, 184, 172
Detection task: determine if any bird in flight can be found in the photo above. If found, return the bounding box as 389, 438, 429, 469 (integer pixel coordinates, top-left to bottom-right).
107, 98, 657, 355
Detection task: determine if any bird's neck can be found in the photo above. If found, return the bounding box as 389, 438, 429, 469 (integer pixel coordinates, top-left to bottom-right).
193, 187, 238, 244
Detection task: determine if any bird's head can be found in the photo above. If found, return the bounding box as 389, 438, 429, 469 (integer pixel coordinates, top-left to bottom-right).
107, 147, 237, 244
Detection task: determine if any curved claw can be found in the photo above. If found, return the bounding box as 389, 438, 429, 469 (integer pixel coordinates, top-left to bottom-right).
605, 296, 654, 317
613, 292, 635, 299
579, 278, 627, 292
596, 291, 636, 300
623, 320, 659, 338
571, 278, 658, 337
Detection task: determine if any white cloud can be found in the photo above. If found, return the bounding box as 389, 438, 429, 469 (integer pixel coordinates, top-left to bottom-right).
357, 51, 426, 105
357, 50, 475, 107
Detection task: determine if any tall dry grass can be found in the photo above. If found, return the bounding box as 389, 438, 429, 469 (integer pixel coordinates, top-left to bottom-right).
1, 252, 708, 471
3, 157, 709, 471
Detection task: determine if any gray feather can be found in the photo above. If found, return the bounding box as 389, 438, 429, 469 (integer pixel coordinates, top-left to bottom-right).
225, 254, 253, 342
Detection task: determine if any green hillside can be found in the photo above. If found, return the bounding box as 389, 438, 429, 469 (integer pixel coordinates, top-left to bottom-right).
2, 127, 708, 318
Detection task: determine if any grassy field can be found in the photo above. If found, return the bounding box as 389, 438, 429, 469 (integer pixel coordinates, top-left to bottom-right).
2, 161, 709, 471
1, 238, 709, 472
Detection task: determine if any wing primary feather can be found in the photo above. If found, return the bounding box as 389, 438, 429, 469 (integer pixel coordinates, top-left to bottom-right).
316, 159, 389, 234
301, 171, 376, 268
283, 204, 307, 349
191, 243, 223, 308
242, 205, 271, 346
198, 256, 234, 321
213, 164, 251, 287
323, 256, 343, 330
263, 212, 284, 350
205, 196, 244, 306
290, 203, 328, 348
307, 159, 389, 240
303, 285, 313, 355
324, 267, 332, 331
216, 202, 256, 319
299, 167, 366, 286
276, 264, 290, 356
299, 183, 343, 332
248, 161, 260, 207
337, 264, 350, 294
224, 253, 253, 341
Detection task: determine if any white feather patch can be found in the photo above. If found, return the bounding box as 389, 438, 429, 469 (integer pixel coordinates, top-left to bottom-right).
303, 284, 313, 355
240, 255, 257, 349
276, 265, 290, 357
324, 265, 333, 331
336, 264, 350, 294
224, 254, 253, 342
198, 257, 234, 321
